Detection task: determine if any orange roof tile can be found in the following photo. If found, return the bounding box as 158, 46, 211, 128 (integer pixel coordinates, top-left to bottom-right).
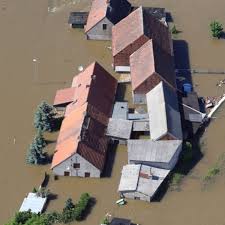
85, 0, 108, 32
130, 40, 176, 91
53, 87, 76, 106
112, 7, 144, 56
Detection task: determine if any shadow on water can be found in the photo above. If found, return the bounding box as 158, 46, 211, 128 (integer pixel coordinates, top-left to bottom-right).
81, 197, 97, 221
166, 12, 173, 22
116, 83, 127, 101
102, 143, 118, 178
173, 40, 193, 89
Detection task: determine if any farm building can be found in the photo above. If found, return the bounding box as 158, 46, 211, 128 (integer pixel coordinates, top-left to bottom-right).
51, 62, 117, 177
112, 6, 173, 72
130, 40, 176, 104
147, 81, 183, 140
109, 218, 131, 225
85, 0, 131, 40
54, 62, 118, 114
118, 164, 170, 202
128, 140, 182, 170
68, 12, 89, 28
106, 118, 133, 144
181, 91, 205, 136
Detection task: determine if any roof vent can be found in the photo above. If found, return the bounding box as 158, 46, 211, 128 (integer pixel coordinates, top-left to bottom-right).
91, 75, 96, 80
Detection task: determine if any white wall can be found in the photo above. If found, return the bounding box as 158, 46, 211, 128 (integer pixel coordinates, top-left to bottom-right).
53, 153, 101, 178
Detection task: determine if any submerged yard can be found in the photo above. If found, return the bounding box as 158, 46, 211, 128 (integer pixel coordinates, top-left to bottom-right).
1, 0, 225, 224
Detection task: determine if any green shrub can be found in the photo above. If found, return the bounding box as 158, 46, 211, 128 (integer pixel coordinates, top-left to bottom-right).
210, 21, 223, 38
170, 173, 183, 186
203, 165, 220, 182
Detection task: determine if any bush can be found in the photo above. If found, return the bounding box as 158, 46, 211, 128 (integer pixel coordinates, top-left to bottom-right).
170, 173, 183, 187
203, 165, 220, 182
171, 25, 179, 34
210, 21, 223, 38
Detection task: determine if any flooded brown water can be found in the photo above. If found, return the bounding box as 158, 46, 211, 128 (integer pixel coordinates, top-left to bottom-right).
1, 0, 225, 224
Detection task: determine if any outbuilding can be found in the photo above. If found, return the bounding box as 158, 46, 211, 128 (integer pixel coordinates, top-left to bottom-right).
118, 164, 170, 202
85, 0, 131, 40
146, 81, 183, 140
112, 6, 173, 72
130, 40, 176, 104
128, 140, 182, 170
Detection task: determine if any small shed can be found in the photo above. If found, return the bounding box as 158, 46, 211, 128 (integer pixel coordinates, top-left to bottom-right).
128, 140, 182, 170
19, 193, 47, 214
118, 164, 170, 202
68, 12, 89, 28
106, 118, 133, 144
132, 120, 149, 132
109, 218, 131, 225
112, 102, 128, 120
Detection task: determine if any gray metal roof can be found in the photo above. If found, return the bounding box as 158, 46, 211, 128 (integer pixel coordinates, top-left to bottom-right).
112, 102, 128, 120
128, 113, 149, 120
118, 164, 170, 198
132, 120, 149, 131
137, 165, 170, 198
118, 164, 141, 192
128, 139, 182, 163
106, 118, 132, 139
68, 12, 88, 25
19, 193, 47, 214
146, 82, 183, 140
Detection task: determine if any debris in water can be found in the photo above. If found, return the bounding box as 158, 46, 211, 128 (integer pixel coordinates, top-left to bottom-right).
78, 65, 84, 72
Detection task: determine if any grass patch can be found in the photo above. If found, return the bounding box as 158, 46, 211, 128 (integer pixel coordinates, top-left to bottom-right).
203, 165, 220, 182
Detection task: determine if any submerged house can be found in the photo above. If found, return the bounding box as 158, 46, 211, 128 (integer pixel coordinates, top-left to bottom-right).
85, 0, 131, 40
128, 140, 182, 170
130, 40, 176, 104
51, 62, 118, 177
147, 81, 183, 140
118, 164, 170, 202
112, 6, 173, 72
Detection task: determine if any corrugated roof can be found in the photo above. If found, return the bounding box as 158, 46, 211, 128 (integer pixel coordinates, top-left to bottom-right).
146, 81, 183, 140
130, 40, 176, 92
112, 101, 128, 120
112, 6, 172, 57
53, 87, 76, 106
106, 118, 133, 139
128, 140, 182, 164
118, 164, 141, 192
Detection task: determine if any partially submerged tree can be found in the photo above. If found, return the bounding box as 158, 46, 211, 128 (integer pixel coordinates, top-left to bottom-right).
210, 21, 223, 38
26, 132, 47, 165
34, 101, 55, 132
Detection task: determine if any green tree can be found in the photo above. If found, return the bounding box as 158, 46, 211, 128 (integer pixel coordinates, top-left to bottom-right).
34, 101, 55, 132
210, 21, 223, 38
26, 133, 47, 165
171, 25, 179, 34
64, 198, 75, 211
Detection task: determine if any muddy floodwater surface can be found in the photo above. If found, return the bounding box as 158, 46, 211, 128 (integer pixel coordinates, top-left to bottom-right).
1, 0, 225, 224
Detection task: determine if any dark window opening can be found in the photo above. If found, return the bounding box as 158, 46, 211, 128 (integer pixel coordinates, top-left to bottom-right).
85, 172, 90, 177
64, 171, 70, 176
103, 24, 107, 30
134, 196, 140, 200
73, 163, 80, 169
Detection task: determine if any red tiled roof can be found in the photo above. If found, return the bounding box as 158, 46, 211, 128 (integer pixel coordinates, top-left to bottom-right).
112, 7, 144, 56
130, 40, 176, 91
53, 87, 76, 106
51, 62, 117, 171
112, 6, 173, 57
85, 0, 108, 32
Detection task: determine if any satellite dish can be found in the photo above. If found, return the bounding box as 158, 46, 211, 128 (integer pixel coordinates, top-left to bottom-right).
78, 65, 84, 72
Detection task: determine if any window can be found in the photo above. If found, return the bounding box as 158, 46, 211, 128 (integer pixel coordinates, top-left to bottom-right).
134, 196, 140, 200
85, 172, 90, 177
103, 24, 107, 30
73, 163, 80, 169
64, 171, 70, 176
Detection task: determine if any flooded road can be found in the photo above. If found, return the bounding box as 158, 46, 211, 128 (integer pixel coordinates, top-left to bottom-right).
1, 0, 225, 224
